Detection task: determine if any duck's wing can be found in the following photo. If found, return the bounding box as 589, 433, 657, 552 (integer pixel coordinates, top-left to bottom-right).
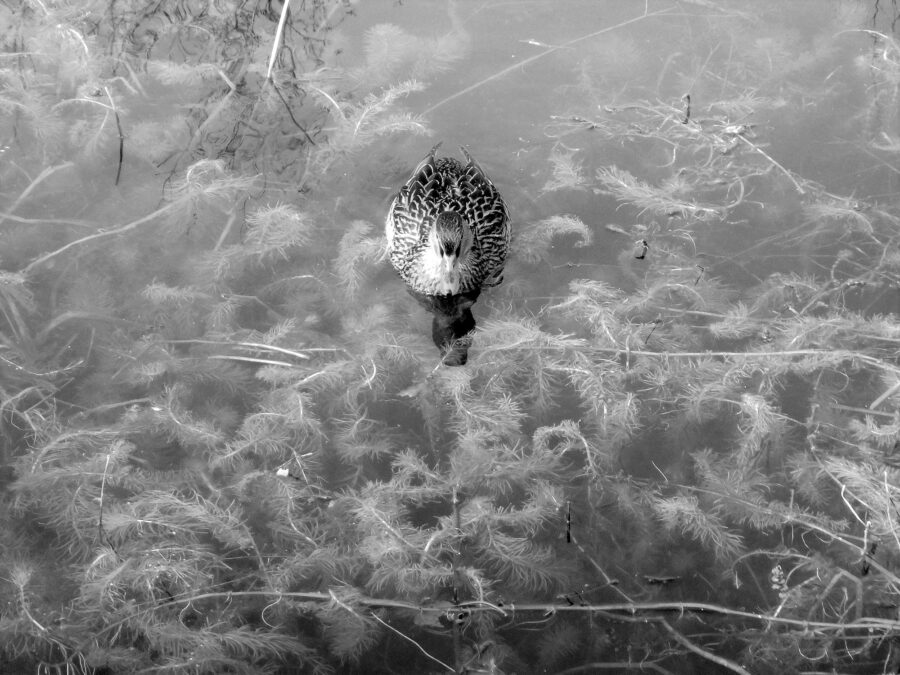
406, 142, 443, 207
386, 143, 444, 251
459, 147, 510, 275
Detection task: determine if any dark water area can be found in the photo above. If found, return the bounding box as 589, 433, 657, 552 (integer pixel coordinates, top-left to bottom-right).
3, 1, 900, 673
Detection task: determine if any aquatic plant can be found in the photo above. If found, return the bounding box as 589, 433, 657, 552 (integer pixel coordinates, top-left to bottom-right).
3, 1, 900, 674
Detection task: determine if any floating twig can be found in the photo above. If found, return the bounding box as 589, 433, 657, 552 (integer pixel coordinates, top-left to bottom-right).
869, 379, 900, 410
423, 6, 673, 115
105, 87, 124, 186
0, 162, 74, 227
0, 213, 92, 228
214, 207, 240, 251
163, 338, 318, 360
266, 0, 291, 82
206, 355, 300, 368
94, 591, 900, 638
98, 452, 119, 556
644, 316, 661, 345
660, 619, 752, 675
22, 200, 182, 274
370, 612, 454, 673
569, 534, 634, 604
883, 470, 900, 555
733, 134, 806, 194
451, 485, 463, 672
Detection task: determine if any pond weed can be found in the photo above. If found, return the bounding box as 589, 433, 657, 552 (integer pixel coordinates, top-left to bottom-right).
3, 1, 900, 673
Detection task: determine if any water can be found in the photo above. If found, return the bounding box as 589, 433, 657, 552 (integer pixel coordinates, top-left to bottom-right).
2, 1, 900, 673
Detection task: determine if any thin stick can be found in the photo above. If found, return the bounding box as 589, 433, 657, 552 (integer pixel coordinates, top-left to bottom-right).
422, 7, 672, 115
105, 87, 124, 186
370, 612, 454, 673
75, 398, 152, 418
309, 85, 345, 119
734, 135, 805, 195
270, 70, 316, 145
570, 534, 634, 604
829, 403, 895, 419
206, 355, 301, 368
266, 0, 291, 81
164, 338, 342, 355
204, 340, 309, 360
0, 162, 74, 226
98, 453, 118, 556
554, 662, 671, 675
93, 591, 900, 639
214, 207, 239, 251
884, 470, 900, 556
869, 380, 900, 409
660, 619, 751, 675
593, 346, 900, 376
21, 200, 182, 274
14, 577, 47, 633
35, 310, 138, 343
0, 213, 92, 228
451, 485, 463, 674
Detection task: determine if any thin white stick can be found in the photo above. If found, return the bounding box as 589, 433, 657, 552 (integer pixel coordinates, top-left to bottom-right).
98, 453, 111, 546
870, 380, 900, 409
885, 470, 900, 555
206, 355, 299, 368
22, 200, 182, 274
422, 7, 672, 115
0, 162, 74, 226
266, 0, 291, 81
735, 135, 806, 195
661, 619, 751, 675
369, 612, 454, 672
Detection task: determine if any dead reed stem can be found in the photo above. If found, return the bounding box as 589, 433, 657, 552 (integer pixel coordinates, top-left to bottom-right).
734, 135, 806, 194
451, 485, 463, 674
422, 5, 673, 115
660, 619, 751, 675
0, 162, 74, 226
554, 662, 671, 675
370, 612, 454, 673
93, 591, 900, 638
21, 201, 182, 274
598, 346, 900, 376
266, 0, 291, 81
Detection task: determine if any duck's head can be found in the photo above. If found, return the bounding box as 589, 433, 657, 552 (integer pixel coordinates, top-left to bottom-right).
435, 211, 464, 257
425, 211, 473, 294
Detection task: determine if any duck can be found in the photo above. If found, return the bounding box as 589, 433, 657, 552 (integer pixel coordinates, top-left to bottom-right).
385, 143, 510, 364
386, 143, 510, 297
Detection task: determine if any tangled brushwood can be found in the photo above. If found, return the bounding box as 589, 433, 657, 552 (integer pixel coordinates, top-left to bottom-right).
2, 1, 900, 673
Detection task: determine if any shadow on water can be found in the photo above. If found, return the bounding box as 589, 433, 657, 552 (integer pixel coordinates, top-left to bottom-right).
408, 287, 481, 366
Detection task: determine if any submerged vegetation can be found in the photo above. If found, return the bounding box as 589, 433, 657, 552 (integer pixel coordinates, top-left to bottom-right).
3, 1, 900, 673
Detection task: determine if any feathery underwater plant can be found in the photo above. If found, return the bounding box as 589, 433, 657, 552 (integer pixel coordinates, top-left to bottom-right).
5, 3, 900, 674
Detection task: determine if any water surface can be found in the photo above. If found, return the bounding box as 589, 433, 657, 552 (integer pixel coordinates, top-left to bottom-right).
2, 1, 900, 673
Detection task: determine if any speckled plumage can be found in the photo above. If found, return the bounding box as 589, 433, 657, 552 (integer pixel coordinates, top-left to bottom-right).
385, 144, 510, 296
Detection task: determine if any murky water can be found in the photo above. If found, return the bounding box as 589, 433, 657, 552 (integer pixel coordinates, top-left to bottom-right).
2, 1, 900, 673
